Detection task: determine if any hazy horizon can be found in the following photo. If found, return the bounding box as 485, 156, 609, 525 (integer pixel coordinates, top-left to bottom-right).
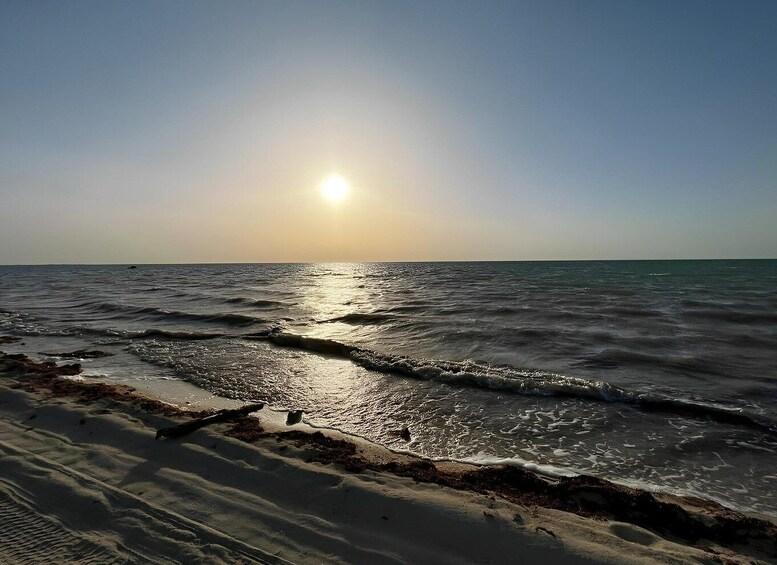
2, 258, 776, 267
3, 1, 776, 264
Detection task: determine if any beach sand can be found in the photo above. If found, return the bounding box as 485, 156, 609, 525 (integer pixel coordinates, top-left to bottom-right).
1, 345, 775, 564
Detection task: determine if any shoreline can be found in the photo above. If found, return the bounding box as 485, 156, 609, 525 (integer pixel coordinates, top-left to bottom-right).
1, 342, 775, 563
3, 259, 776, 522
9, 333, 775, 519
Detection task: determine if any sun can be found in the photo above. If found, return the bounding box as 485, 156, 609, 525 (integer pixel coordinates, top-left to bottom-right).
320, 174, 349, 203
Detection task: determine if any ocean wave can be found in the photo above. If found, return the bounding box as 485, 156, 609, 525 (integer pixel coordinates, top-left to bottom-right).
71, 301, 268, 328
382, 304, 428, 313
321, 312, 397, 325
128, 329, 226, 340
247, 330, 776, 435
0, 319, 227, 341
606, 306, 664, 318
682, 309, 777, 324
222, 297, 291, 309
577, 348, 730, 377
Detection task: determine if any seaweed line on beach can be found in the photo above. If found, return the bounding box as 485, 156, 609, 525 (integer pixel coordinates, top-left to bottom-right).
1, 345, 776, 562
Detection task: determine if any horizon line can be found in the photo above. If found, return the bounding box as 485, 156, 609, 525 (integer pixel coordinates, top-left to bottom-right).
1, 257, 775, 267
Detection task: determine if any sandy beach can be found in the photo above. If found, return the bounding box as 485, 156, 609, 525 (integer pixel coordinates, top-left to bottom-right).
5, 1, 777, 562
1, 343, 774, 564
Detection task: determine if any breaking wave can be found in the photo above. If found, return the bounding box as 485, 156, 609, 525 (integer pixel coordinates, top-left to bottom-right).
245, 330, 777, 435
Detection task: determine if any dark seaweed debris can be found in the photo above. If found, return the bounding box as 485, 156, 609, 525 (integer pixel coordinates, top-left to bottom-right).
0, 351, 206, 417
2, 348, 776, 560
257, 431, 777, 558
222, 409, 777, 559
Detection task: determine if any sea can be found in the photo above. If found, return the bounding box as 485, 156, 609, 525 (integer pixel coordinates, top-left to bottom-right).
1, 260, 776, 516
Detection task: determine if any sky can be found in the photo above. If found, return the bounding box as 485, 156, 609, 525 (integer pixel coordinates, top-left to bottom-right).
1, 0, 776, 264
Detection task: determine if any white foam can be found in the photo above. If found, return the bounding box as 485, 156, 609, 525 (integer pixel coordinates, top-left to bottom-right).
459, 453, 580, 478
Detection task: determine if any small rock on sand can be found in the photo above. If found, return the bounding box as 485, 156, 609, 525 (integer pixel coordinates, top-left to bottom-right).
286, 410, 304, 425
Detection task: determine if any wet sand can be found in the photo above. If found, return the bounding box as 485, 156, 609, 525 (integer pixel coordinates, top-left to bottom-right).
1, 344, 775, 564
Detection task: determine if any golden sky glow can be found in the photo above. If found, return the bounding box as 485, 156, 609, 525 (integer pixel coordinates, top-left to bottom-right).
2, 3, 776, 264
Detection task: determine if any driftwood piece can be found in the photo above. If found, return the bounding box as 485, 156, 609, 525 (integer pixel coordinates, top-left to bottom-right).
156, 403, 264, 440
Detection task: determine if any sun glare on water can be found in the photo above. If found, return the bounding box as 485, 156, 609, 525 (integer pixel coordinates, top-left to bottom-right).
320, 174, 349, 203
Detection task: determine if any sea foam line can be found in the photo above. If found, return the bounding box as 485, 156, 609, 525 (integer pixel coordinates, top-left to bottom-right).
244, 329, 777, 435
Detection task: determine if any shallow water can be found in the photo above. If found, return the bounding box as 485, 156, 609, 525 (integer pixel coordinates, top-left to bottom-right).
1, 260, 776, 515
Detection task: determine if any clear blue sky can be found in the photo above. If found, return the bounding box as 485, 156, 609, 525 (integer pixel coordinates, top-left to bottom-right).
2, 0, 776, 263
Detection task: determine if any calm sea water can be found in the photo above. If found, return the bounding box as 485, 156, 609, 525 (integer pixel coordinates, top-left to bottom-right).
1, 261, 776, 515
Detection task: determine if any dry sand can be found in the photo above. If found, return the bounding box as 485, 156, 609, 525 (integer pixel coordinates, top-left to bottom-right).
1, 346, 775, 564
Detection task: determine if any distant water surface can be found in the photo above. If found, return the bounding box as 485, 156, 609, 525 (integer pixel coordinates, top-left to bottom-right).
1, 260, 776, 515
